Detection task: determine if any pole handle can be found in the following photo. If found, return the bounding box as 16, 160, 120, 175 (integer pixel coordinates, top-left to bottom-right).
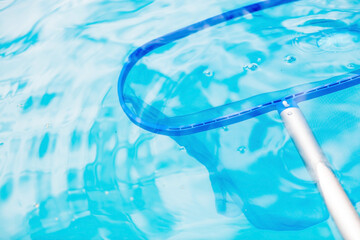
280, 106, 360, 240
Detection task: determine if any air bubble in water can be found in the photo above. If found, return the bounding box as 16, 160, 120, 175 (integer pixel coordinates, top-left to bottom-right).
243, 63, 258, 71
284, 55, 296, 63
222, 126, 229, 131
203, 69, 213, 77
179, 146, 186, 151
237, 146, 246, 154
347, 63, 355, 69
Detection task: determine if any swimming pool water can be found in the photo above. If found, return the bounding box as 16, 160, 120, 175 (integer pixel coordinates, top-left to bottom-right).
1, 0, 360, 239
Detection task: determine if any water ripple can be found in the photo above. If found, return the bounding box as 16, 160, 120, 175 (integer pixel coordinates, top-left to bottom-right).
1, 0, 360, 239
293, 28, 360, 53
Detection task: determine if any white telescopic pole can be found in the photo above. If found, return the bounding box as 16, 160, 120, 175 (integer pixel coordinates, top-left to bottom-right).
280, 106, 360, 240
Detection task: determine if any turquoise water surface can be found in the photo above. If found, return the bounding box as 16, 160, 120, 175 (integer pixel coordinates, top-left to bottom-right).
1, 0, 360, 239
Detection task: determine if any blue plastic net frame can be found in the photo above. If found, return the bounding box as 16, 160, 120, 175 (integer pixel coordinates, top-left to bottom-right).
117, 0, 360, 136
